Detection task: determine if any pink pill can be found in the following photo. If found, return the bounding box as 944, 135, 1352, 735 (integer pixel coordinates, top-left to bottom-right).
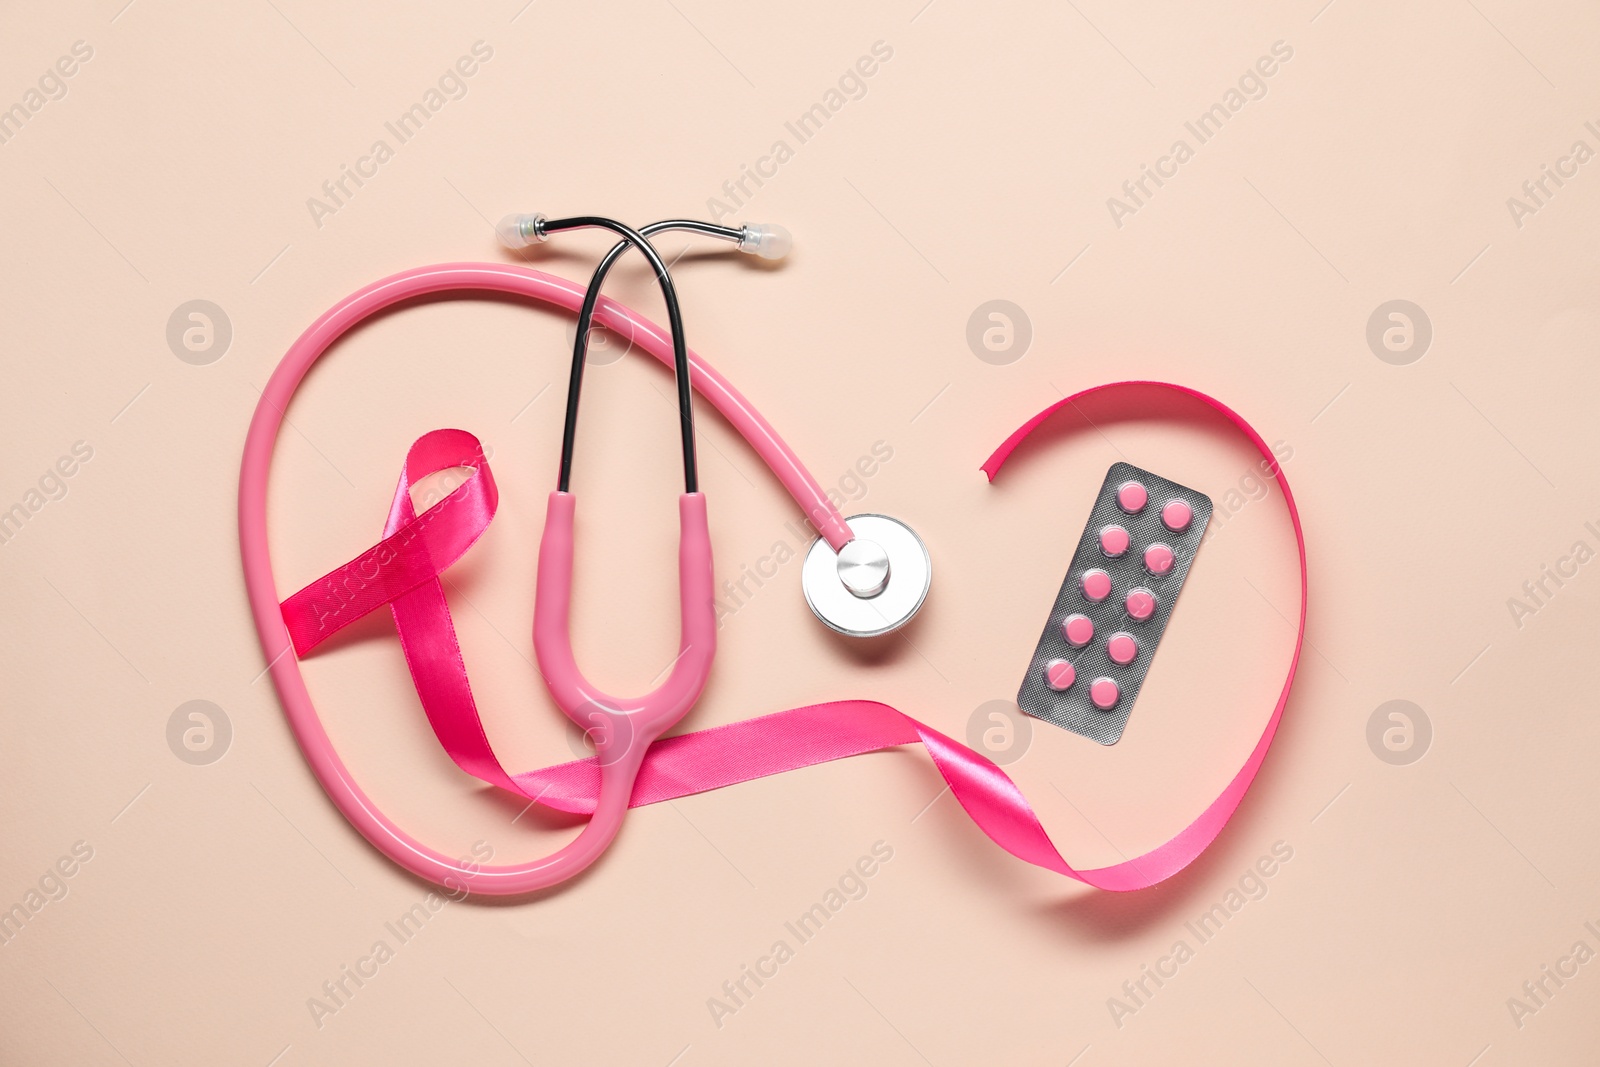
1044, 659, 1076, 691
1116, 481, 1148, 514
1061, 613, 1095, 647
1081, 568, 1112, 602
1161, 499, 1193, 533
1125, 587, 1157, 621
1106, 632, 1139, 666
1099, 524, 1130, 558
1143, 543, 1175, 576
1090, 677, 1120, 710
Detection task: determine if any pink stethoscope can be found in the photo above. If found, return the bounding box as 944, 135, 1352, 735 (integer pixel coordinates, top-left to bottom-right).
241, 214, 1306, 898
242, 214, 931, 894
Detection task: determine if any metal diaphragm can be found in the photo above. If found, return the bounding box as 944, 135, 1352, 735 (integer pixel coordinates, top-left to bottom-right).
801, 514, 931, 638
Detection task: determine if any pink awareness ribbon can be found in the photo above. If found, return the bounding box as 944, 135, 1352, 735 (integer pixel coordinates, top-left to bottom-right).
280, 382, 1306, 891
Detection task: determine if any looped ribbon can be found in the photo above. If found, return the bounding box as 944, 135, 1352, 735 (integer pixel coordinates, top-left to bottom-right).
280, 382, 1305, 891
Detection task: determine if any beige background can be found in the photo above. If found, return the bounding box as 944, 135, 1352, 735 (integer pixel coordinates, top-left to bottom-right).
3, 0, 1599, 1063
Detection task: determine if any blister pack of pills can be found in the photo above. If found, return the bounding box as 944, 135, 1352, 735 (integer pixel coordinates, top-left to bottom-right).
1017, 462, 1212, 745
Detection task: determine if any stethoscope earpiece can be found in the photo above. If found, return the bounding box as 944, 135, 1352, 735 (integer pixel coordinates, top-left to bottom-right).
736, 222, 792, 260
495, 212, 547, 248
802, 514, 931, 638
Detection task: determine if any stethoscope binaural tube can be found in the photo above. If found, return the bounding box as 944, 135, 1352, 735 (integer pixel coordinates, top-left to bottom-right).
561, 219, 745, 495
535, 215, 701, 493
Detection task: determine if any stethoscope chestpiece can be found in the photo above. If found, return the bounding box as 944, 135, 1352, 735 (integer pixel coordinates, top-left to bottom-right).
801, 514, 931, 638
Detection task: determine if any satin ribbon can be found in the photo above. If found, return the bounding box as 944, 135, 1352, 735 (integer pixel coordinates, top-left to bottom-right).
280, 381, 1305, 891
